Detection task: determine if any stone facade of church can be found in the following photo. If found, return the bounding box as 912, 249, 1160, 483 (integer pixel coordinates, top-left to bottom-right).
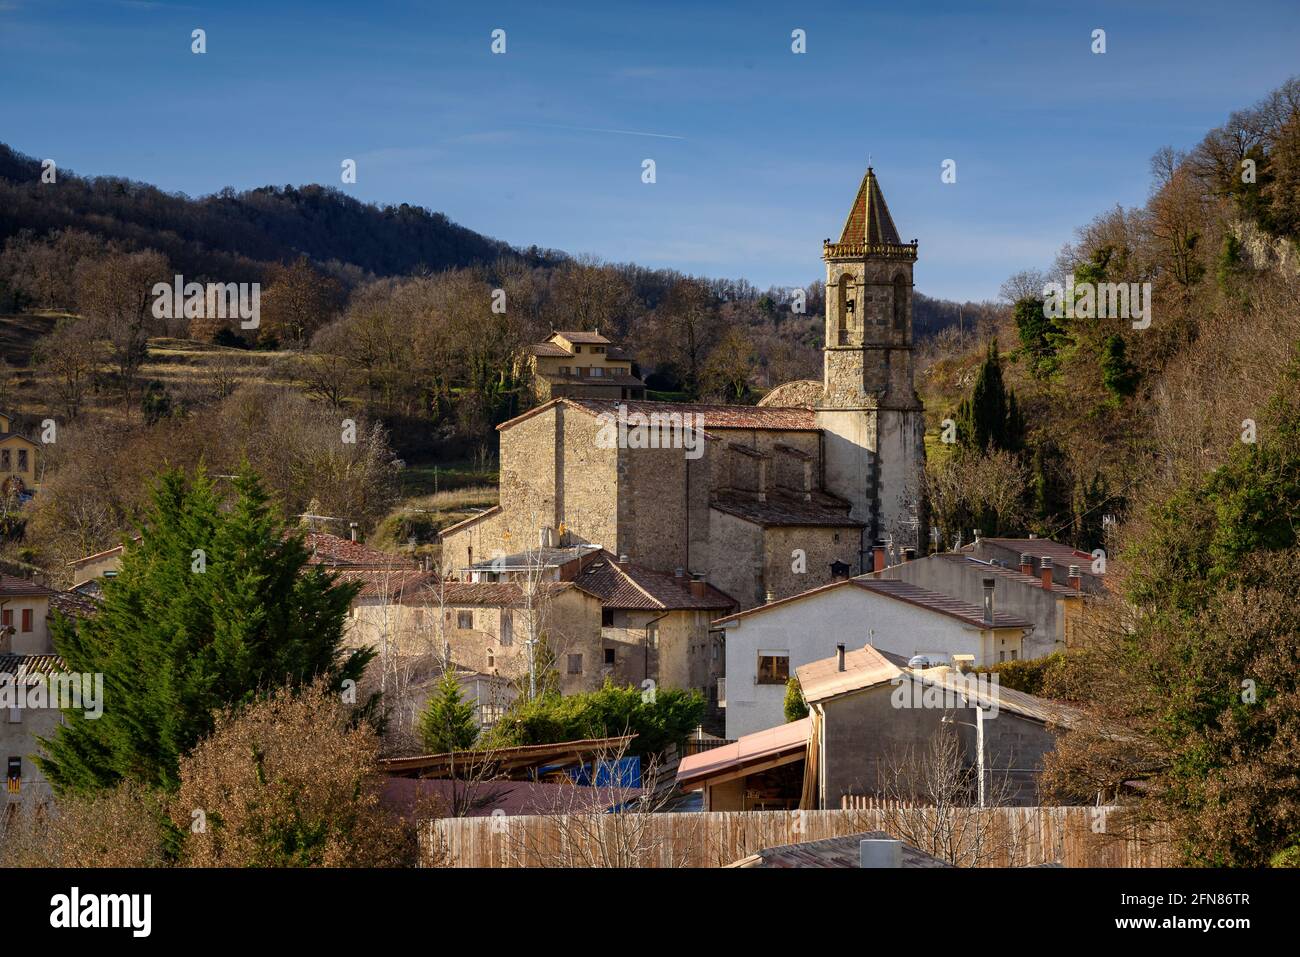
441, 168, 926, 614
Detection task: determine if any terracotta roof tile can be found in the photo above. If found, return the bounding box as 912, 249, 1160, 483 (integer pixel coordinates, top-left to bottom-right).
0, 653, 66, 677
301, 532, 416, 569
838, 167, 902, 245
0, 574, 56, 598
574, 551, 734, 611
797, 644, 908, 704
500, 398, 818, 433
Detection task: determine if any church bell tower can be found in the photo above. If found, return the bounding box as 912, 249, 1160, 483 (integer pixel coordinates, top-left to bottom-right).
817, 168, 926, 566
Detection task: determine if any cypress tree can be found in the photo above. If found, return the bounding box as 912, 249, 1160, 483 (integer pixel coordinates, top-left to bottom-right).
957, 340, 1025, 453
38, 463, 371, 795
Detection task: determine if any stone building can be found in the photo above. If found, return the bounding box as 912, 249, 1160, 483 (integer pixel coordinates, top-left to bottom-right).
442, 167, 927, 622
0, 410, 40, 496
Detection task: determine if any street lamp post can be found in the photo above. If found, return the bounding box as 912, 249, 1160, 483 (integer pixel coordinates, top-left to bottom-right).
942, 706, 989, 808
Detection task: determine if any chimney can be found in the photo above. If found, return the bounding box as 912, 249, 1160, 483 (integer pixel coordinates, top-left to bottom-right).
903, 547, 917, 562
972, 528, 982, 543
763, 589, 776, 604
1019, 553, 1033, 576
872, 540, 887, 573
674, 567, 685, 579
1040, 556, 1053, 590
618, 554, 629, 565
982, 577, 995, 625
1068, 564, 1082, 591
349, 522, 359, 542
690, 574, 707, 599
836, 643, 846, 671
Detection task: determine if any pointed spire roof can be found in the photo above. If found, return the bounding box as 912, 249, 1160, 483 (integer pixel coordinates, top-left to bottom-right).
838, 167, 902, 245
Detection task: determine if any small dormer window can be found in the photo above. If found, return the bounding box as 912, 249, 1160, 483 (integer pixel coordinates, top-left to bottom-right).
574, 345, 582, 353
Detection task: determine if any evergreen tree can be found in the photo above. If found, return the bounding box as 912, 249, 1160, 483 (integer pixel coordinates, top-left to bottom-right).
956, 340, 1025, 453
783, 677, 808, 722
1099, 334, 1139, 403
38, 463, 372, 795
417, 669, 479, 753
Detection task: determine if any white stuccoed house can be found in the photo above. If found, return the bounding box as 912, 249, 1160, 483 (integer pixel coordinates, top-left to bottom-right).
715, 576, 1033, 739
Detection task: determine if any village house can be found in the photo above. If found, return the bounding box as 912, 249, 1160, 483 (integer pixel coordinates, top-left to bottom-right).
528, 330, 646, 402
0, 411, 40, 497
958, 536, 1106, 594
715, 574, 1032, 738
1, 576, 100, 813
869, 549, 1086, 658
342, 549, 734, 712
797, 644, 1078, 808
677, 644, 1080, 811
443, 168, 928, 615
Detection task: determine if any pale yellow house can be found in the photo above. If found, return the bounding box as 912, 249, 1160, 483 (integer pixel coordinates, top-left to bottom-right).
0, 411, 39, 494
528, 330, 646, 402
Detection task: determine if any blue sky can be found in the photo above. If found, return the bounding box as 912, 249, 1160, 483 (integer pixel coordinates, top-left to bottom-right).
2, 0, 1297, 300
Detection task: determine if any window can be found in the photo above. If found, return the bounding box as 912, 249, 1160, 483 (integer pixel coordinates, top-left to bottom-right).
574, 345, 582, 353
17, 450, 27, 471
20, 609, 30, 633
480, 703, 504, 727
893, 274, 908, 331
601, 608, 615, 627
604, 648, 616, 666
756, 652, 790, 685
6, 757, 20, 794
0, 450, 9, 471
487, 650, 495, 669
567, 653, 583, 675
1, 609, 10, 631
590, 366, 603, 377
499, 610, 513, 646
457, 610, 473, 629
1010, 649, 1018, 661
593, 346, 605, 354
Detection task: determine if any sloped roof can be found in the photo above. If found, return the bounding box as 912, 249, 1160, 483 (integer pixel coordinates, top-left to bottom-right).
711, 489, 863, 528
398, 579, 581, 608
970, 538, 1099, 575
677, 716, 811, 789
498, 398, 818, 434
853, 579, 1033, 629
302, 532, 415, 568
0, 574, 55, 598
48, 590, 101, 620
538, 372, 646, 387
551, 330, 611, 345
797, 644, 908, 704
530, 341, 572, 357
714, 576, 1032, 630
839, 167, 902, 245
332, 568, 436, 600
0, 432, 37, 447
438, 504, 502, 538
729, 831, 951, 868
573, 550, 735, 611
930, 552, 1082, 596
0, 653, 65, 677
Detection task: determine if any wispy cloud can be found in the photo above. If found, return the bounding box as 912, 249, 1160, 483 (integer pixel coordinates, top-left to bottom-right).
522, 122, 685, 141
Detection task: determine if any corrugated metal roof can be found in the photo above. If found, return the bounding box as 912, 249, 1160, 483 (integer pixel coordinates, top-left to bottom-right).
677, 716, 811, 789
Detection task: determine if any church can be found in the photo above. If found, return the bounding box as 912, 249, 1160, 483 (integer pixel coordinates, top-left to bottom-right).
440, 168, 926, 612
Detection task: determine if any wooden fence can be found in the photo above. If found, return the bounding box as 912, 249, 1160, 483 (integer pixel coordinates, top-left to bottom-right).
423, 806, 1174, 868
